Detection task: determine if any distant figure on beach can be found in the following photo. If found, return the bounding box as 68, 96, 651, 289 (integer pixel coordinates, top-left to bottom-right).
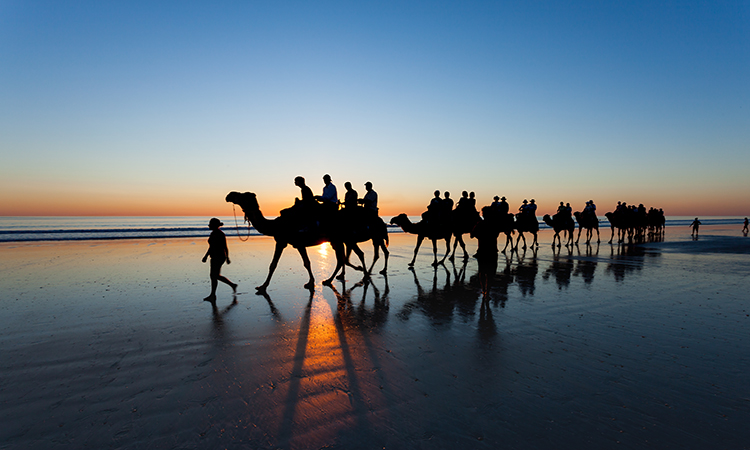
202, 218, 237, 302
315, 174, 339, 211
690, 217, 701, 236
359, 181, 379, 215
743, 217, 748, 234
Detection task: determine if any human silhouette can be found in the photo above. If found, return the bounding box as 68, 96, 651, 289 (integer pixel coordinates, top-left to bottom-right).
456, 191, 471, 210
343, 181, 358, 209
202, 218, 237, 302
294, 176, 315, 206
359, 181, 379, 215
316, 174, 339, 212
743, 217, 748, 234
471, 206, 500, 301
690, 217, 701, 236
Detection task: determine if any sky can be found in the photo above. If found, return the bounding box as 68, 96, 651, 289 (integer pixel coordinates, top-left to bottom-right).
1, 0, 748, 217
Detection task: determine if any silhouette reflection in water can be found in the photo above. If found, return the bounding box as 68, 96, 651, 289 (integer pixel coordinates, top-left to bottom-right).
543, 245, 575, 290
573, 242, 600, 285
512, 247, 539, 297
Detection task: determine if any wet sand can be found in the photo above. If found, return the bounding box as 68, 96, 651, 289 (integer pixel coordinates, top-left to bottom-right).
1, 226, 750, 449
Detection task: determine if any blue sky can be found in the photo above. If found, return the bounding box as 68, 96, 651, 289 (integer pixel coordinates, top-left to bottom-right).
1, 1, 748, 216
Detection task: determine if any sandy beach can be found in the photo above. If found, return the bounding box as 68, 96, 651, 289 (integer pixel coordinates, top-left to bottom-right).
2, 225, 749, 449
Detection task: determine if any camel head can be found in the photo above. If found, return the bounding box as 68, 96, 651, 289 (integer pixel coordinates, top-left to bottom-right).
390, 213, 409, 225
225, 191, 258, 212
542, 214, 553, 226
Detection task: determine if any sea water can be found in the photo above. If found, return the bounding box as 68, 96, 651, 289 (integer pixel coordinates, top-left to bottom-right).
0, 216, 744, 242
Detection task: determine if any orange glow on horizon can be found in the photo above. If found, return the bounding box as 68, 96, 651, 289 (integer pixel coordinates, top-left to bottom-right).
1, 188, 747, 217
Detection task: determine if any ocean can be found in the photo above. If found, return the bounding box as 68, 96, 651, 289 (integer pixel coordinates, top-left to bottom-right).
0, 216, 744, 243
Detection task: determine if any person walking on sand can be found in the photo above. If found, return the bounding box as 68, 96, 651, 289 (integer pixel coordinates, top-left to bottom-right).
202, 218, 237, 302
743, 218, 749, 234
690, 217, 702, 236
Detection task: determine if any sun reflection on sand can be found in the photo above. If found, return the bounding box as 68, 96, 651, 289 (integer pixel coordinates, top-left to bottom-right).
274, 281, 396, 448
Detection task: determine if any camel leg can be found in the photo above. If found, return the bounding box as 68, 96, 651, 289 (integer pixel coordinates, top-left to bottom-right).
431, 239, 439, 266
517, 233, 526, 250
409, 236, 425, 266
449, 236, 459, 261
533, 232, 538, 247
323, 243, 346, 286
455, 233, 469, 260
344, 246, 364, 272
256, 241, 288, 293
297, 246, 316, 289
438, 237, 451, 265
502, 233, 511, 253
349, 244, 368, 279
608, 226, 615, 244
595, 227, 600, 243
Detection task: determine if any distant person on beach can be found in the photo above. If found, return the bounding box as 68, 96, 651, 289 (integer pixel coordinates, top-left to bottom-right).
743, 218, 748, 234
202, 218, 237, 302
690, 217, 701, 236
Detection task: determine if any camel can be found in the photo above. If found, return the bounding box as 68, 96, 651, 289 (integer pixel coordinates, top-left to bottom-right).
483, 209, 516, 252
341, 209, 390, 276
449, 208, 481, 261
390, 213, 452, 266
573, 211, 600, 244
226, 191, 375, 292
513, 212, 539, 250
543, 214, 575, 247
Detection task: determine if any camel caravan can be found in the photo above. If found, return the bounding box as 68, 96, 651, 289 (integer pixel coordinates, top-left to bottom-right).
226, 176, 665, 292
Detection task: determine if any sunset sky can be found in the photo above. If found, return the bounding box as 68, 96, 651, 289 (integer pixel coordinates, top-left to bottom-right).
1, 1, 748, 217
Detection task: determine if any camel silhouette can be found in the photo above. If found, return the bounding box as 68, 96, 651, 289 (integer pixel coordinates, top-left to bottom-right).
226, 191, 383, 292
543, 214, 575, 247
513, 212, 539, 250
449, 207, 481, 261
573, 211, 600, 244
390, 213, 452, 266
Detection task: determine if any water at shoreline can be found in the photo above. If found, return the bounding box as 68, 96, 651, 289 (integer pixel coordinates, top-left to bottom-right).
0, 216, 745, 243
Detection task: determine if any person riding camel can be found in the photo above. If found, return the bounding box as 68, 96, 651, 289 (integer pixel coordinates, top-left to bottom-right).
497, 196, 509, 215
425, 190, 442, 222
359, 181, 379, 216
519, 199, 529, 213
315, 174, 339, 214
343, 181, 358, 209
294, 176, 315, 207
456, 191, 470, 211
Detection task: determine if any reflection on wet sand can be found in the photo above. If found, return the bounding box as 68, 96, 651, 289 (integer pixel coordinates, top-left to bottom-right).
573, 243, 599, 285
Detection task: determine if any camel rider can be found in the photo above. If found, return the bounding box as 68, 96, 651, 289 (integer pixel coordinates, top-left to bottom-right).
497, 196, 509, 215
294, 176, 315, 207
443, 191, 454, 215
359, 181, 379, 215
564, 203, 572, 217
519, 199, 529, 214
468, 192, 477, 210
425, 190, 442, 221
315, 174, 339, 213
557, 202, 566, 215
456, 191, 470, 211
343, 181, 358, 209
527, 199, 538, 215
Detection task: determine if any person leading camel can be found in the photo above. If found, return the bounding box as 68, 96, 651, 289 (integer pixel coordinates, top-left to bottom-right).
202, 218, 237, 302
